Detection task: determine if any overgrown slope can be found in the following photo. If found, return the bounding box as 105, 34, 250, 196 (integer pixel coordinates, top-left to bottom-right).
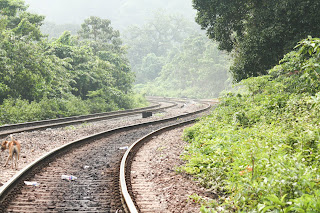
182, 37, 320, 212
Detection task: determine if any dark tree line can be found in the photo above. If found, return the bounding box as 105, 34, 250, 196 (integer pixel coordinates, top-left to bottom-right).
193, 0, 320, 81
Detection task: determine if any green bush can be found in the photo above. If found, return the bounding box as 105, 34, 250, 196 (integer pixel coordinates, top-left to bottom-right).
182, 37, 320, 212
0, 93, 147, 125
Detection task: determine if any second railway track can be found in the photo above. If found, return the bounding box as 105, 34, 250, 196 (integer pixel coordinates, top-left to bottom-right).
0, 99, 214, 213
0, 100, 176, 139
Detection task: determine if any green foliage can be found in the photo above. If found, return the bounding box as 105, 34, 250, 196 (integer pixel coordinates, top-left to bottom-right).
181, 37, 320, 212
0, 28, 70, 102
135, 34, 231, 98
269, 36, 320, 95
0, 0, 44, 39
76, 16, 134, 97
124, 11, 198, 84
0, 0, 145, 125
193, 0, 320, 82
0, 96, 88, 124
138, 53, 164, 83
78, 16, 123, 54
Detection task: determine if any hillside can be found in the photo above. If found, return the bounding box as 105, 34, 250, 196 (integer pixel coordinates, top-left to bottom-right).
182, 37, 320, 212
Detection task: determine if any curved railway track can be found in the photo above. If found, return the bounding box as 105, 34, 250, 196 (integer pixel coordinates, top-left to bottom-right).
120, 119, 200, 213
0, 99, 213, 213
0, 101, 176, 139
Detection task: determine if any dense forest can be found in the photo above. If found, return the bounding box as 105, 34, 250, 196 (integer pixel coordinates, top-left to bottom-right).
0, 0, 145, 125
193, 0, 320, 82
25, 0, 231, 99
124, 12, 231, 98
181, 0, 320, 212
2, 0, 320, 211
0, 0, 230, 124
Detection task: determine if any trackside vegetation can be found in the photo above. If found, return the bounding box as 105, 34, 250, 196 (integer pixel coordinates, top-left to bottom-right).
182, 37, 320, 212
0, 0, 146, 125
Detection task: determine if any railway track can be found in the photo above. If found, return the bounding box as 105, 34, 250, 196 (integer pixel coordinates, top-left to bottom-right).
0, 101, 176, 139
120, 119, 200, 213
0, 99, 213, 213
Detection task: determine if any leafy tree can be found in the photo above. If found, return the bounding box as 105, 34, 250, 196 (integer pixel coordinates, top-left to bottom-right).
124, 11, 198, 84
78, 16, 122, 54
50, 31, 93, 99
96, 51, 133, 94
1, 0, 27, 26
1, 0, 44, 40
137, 34, 231, 98
0, 33, 71, 101
78, 16, 134, 94
193, 0, 320, 82
50, 31, 116, 100
50, 19, 134, 101
0, 0, 69, 102
137, 53, 164, 84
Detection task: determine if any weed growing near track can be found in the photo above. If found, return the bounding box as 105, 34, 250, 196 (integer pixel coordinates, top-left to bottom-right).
0, 93, 148, 125
182, 37, 320, 212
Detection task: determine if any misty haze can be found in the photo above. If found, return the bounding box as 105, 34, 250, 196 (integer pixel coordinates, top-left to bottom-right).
2, 1, 319, 212
22, 0, 230, 98
24, 0, 197, 28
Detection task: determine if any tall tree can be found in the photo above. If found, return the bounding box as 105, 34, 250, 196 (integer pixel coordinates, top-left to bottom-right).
136, 34, 231, 98
78, 16, 122, 54
0, 0, 68, 102
78, 16, 133, 94
124, 11, 198, 84
193, 0, 320, 82
0, 0, 45, 40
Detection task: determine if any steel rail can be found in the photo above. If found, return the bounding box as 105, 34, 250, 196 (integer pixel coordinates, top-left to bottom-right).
119, 102, 213, 212
0, 101, 178, 139
119, 119, 199, 213
0, 103, 161, 131
0, 101, 211, 211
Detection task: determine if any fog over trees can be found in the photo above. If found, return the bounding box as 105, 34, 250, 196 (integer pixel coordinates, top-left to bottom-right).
24, 0, 196, 29
22, 0, 231, 99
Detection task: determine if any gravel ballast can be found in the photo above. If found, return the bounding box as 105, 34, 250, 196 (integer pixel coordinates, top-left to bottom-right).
0, 100, 217, 212
131, 126, 217, 212
0, 101, 204, 185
